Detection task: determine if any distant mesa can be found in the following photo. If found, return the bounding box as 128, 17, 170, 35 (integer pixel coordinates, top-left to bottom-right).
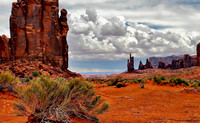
153, 54, 197, 69
127, 42, 200, 72
149, 55, 182, 68
0, 0, 80, 78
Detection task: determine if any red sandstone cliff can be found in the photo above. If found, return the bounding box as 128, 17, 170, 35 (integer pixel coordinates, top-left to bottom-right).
1, 0, 69, 70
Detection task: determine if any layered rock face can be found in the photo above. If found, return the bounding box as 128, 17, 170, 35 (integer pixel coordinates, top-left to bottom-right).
2, 0, 69, 70
170, 54, 197, 69
0, 35, 11, 61
149, 55, 182, 68
127, 54, 134, 72
158, 54, 197, 69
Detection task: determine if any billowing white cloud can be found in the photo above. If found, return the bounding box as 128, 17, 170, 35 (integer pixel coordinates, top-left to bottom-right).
1, 0, 200, 62
68, 9, 200, 60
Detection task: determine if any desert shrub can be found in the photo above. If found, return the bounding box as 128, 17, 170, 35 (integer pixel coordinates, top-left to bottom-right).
153, 76, 162, 84
175, 78, 189, 86
169, 78, 175, 83
107, 78, 121, 86
25, 75, 30, 82
191, 83, 198, 88
94, 102, 109, 114
130, 79, 139, 83
14, 75, 105, 122
0, 71, 18, 91
33, 71, 39, 77
160, 76, 166, 81
116, 82, 126, 88
170, 78, 189, 86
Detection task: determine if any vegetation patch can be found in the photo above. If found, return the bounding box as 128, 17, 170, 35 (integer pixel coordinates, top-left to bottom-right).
14, 75, 107, 122
94, 102, 109, 114
0, 71, 19, 91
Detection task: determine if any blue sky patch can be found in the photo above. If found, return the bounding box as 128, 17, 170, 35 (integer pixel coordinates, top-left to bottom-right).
138, 22, 170, 30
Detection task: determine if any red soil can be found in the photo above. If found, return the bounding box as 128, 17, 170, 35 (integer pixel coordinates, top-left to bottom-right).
0, 90, 26, 123
1, 78, 200, 122
0, 90, 95, 123
96, 83, 200, 122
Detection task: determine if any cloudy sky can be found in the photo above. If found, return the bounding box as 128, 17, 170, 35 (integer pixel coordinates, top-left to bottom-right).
1, 0, 200, 74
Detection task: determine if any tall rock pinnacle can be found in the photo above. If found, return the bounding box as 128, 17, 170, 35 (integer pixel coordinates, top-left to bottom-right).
197, 43, 200, 66
0, 0, 69, 69
127, 54, 134, 72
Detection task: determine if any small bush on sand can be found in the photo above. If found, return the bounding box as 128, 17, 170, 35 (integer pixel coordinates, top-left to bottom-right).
94, 102, 109, 114
153, 76, 162, 84
116, 82, 126, 88
33, 71, 39, 77
0, 71, 18, 91
191, 83, 198, 88
14, 75, 104, 122
107, 78, 122, 86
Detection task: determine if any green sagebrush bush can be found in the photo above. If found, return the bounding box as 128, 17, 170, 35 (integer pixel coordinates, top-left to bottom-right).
14, 75, 103, 122
0, 71, 19, 91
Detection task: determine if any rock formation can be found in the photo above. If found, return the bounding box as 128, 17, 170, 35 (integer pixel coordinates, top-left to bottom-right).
197, 43, 200, 66
158, 54, 197, 69
145, 59, 153, 69
138, 59, 153, 70
138, 61, 144, 70
127, 54, 134, 72
0, 35, 11, 61
1, 0, 69, 70
158, 62, 165, 69
170, 54, 197, 69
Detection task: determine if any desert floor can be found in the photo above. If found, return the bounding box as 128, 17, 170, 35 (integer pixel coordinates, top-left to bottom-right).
1, 68, 200, 123
96, 82, 200, 122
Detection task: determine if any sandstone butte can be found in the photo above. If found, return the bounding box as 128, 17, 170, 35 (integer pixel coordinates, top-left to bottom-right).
0, 0, 69, 70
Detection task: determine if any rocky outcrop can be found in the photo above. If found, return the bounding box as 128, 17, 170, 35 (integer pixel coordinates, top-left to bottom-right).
127, 54, 134, 72
138, 61, 144, 70
138, 59, 153, 70
145, 59, 153, 69
149, 55, 182, 68
0, 59, 81, 80
158, 62, 165, 69
2, 0, 69, 70
170, 54, 197, 69
0, 35, 11, 61
197, 43, 200, 66
158, 54, 197, 69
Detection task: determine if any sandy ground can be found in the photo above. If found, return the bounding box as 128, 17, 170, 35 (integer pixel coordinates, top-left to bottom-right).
1, 82, 200, 122
96, 83, 200, 123
0, 91, 26, 123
